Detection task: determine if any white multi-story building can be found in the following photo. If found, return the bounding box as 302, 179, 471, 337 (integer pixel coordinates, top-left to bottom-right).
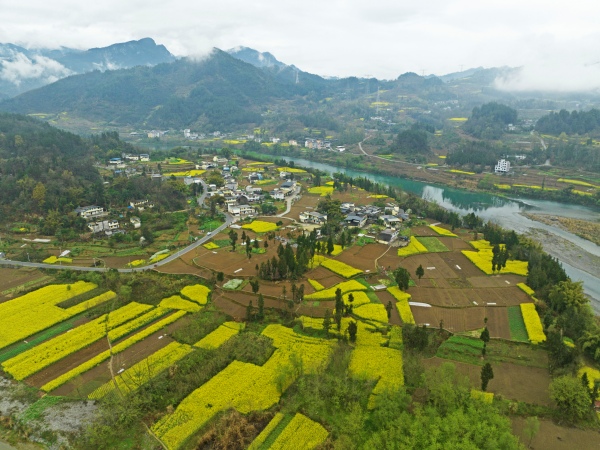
495, 159, 511, 173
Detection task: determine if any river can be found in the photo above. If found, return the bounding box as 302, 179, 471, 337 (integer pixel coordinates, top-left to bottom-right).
275, 156, 600, 310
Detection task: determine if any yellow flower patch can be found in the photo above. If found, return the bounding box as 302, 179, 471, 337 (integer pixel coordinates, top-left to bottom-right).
194, 322, 244, 349
0, 282, 98, 350
557, 178, 599, 188
471, 389, 494, 404
88, 342, 194, 399
320, 258, 362, 278
248, 413, 285, 450
449, 169, 475, 175
354, 303, 388, 323
308, 186, 334, 196
344, 291, 371, 307
305, 280, 367, 300
269, 413, 328, 450
203, 242, 220, 250
349, 345, 403, 409
42, 310, 185, 393
42, 256, 72, 264
159, 295, 202, 313
149, 253, 169, 263
397, 236, 428, 257
520, 303, 546, 344
3, 302, 153, 380
370, 194, 388, 199
308, 279, 324, 291
462, 240, 528, 276
277, 167, 306, 173
242, 220, 279, 233
387, 287, 414, 324
429, 225, 457, 237
517, 283, 535, 297
65, 291, 117, 316
180, 284, 211, 305
579, 366, 600, 391
151, 325, 334, 449
127, 259, 146, 267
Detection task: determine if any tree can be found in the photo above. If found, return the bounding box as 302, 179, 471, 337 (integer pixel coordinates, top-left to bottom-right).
249, 278, 260, 294
322, 309, 333, 333
549, 375, 591, 421
394, 267, 410, 291
385, 301, 393, 319
480, 327, 490, 345
216, 271, 224, 282
327, 235, 334, 255
481, 363, 494, 391
415, 264, 424, 281
334, 288, 344, 331
229, 230, 238, 251
523, 416, 540, 449
246, 300, 254, 322
257, 294, 264, 319
424, 362, 470, 415
348, 321, 358, 343
32, 182, 46, 209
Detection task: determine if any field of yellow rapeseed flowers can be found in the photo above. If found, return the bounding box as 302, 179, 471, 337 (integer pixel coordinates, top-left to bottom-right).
0, 282, 101, 350
242, 220, 279, 233
193, 322, 244, 349
387, 287, 414, 324
520, 303, 546, 344
269, 413, 329, 450
304, 280, 367, 300
320, 259, 362, 278
88, 342, 194, 399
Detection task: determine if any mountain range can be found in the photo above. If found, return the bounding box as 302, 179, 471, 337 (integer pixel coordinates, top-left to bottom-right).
0, 38, 585, 132
0, 38, 175, 99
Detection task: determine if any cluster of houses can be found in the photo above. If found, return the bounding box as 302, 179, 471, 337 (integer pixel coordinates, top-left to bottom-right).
206, 180, 297, 218
74, 202, 148, 236
298, 202, 410, 245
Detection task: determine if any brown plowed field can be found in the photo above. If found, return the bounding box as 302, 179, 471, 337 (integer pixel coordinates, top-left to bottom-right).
304, 266, 346, 289
411, 305, 485, 332
437, 252, 484, 277
437, 237, 471, 250
402, 253, 459, 279
374, 290, 402, 325
408, 286, 528, 307
157, 257, 212, 280
467, 275, 527, 288
0, 268, 49, 302
485, 307, 511, 339
512, 417, 600, 450
424, 357, 552, 406
411, 226, 439, 237
241, 279, 314, 296
334, 244, 390, 272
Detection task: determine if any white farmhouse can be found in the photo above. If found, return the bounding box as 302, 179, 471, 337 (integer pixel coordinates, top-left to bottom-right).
495, 159, 511, 173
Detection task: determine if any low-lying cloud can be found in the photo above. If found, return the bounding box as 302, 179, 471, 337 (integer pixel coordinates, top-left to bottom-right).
0, 51, 71, 86
495, 62, 600, 93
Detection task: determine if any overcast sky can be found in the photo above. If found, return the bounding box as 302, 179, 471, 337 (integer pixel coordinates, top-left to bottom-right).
2, 0, 600, 90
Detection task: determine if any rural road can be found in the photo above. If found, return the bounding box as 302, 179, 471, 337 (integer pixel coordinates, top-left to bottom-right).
0, 180, 233, 273
277, 185, 302, 218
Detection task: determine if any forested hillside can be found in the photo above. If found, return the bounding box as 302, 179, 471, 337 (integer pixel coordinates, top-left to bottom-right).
0, 50, 321, 130
536, 109, 600, 136
0, 114, 188, 231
